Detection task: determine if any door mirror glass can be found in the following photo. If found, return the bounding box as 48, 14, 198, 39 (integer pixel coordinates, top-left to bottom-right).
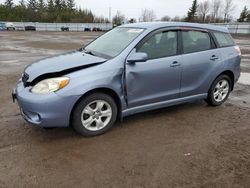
127, 52, 148, 63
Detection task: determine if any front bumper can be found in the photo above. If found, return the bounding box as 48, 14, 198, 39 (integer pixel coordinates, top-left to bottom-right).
12, 81, 80, 128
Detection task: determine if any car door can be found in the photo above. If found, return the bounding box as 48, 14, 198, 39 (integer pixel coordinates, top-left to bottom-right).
180, 29, 222, 97
125, 29, 182, 108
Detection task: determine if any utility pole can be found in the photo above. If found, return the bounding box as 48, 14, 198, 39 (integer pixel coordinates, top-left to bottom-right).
109, 7, 112, 23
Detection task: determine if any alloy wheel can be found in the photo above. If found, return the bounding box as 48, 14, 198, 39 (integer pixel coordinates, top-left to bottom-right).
213, 79, 229, 102
81, 100, 112, 131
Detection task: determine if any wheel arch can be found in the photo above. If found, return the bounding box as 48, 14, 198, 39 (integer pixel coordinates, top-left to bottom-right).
69, 87, 122, 126
217, 70, 235, 91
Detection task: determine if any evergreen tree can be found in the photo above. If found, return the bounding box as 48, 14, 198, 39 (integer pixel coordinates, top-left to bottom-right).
54, 0, 61, 11
54, 0, 62, 22
47, 0, 54, 13
4, 0, 14, 8
16, 0, 27, 21
47, 0, 55, 22
37, 0, 45, 10
247, 12, 250, 22
27, 0, 38, 21
27, 0, 37, 10
37, 0, 46, 21
67, 0, 75, 11
186, 0, 198, 22
0, 0, 108, 23
19, 0, 26, 8
61, 0, 67, 10
238, 6, 248, 22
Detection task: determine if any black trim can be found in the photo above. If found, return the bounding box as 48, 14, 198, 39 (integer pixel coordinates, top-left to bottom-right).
179, 29, 184, 55
210, 31, 220, 48
208, 30, 217, 49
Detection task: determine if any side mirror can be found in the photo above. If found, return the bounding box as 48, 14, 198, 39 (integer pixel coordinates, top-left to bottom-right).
127, 52, 148, 64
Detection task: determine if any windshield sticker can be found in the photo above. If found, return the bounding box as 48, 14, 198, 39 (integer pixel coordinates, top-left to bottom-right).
127, 29, 144, 33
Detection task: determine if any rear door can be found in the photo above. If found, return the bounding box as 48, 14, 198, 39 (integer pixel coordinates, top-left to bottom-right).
180, 29, 222, 97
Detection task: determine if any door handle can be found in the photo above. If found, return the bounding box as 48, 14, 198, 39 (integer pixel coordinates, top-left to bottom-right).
170, 61, 181, 67
210, 55, 219, 61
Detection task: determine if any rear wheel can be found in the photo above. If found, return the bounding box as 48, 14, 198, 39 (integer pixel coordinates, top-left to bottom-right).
72, 93, 117, 137
206, 75, 232, 106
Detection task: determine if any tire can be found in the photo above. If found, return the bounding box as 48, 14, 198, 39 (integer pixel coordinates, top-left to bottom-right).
206, 75, 232, 106
72, 93, 117, 137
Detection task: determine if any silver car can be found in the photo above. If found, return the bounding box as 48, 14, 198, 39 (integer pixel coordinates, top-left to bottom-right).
12, 22, 241, 136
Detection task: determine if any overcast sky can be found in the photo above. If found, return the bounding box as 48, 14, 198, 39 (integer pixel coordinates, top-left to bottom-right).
1, 0, 250, 20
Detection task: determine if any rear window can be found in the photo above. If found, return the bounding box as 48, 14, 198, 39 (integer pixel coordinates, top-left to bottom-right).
213, 32, 235, 47
182, 30, 212, 54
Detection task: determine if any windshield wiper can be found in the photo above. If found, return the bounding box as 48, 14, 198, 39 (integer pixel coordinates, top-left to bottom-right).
80, 48, 111, 59
83, 49, 96, 56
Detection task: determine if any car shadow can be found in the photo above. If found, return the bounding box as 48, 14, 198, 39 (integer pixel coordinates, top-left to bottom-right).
27, 99, 209, 141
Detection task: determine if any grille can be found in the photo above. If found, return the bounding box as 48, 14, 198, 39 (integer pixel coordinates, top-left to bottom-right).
22, 72, 29, 83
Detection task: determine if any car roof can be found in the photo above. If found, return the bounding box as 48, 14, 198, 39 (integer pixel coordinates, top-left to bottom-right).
120, 22, 229, 33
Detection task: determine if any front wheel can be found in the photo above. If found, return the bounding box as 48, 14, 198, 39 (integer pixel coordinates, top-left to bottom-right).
206, 75, 232, 106
72, 93, 117, 137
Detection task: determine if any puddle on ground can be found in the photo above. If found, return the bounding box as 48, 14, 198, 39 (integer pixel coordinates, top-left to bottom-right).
238, 72, 250, 85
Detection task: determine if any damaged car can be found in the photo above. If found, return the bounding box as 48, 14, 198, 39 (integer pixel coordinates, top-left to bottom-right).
12, 22, 241, 136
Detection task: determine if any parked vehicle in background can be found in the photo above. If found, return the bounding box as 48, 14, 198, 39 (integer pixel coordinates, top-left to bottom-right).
6, 22, 15, 30
92, 27, 102, 32
61, 26, 69, 31
12, 22, 241, 137
0, 22, 6, 31
84, 27, 91, 32
15, 26, 25, 31
25, 26, 36, 31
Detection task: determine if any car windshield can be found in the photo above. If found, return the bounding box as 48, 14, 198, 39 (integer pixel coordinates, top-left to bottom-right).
85, 27, 144, 58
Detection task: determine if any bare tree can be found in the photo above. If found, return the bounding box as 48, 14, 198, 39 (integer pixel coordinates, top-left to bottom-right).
139, 9, 156, 22
171, 16, 181, 22
112, 11, 125, 26
161, 15, 171, 21
198, 0, 210, 22
211, 0, 222, 22
223, 0, 236, 22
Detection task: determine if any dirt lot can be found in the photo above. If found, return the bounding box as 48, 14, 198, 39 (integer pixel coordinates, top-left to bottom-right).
0, 31, 250, 188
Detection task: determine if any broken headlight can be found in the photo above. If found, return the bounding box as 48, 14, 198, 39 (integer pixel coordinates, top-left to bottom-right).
31, 77, 69, 94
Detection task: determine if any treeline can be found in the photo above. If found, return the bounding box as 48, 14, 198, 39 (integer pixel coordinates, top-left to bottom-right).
114, 0, 250, 25
0, 0, 110, 23
160, 0, 250, 23
184, 0, 250, 23
1, 0, 249, 24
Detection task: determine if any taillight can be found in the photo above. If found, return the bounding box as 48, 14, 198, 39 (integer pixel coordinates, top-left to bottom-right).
234, 46, 241, 56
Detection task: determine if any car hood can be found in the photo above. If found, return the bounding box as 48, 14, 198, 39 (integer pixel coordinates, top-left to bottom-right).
23, 51, 107, 83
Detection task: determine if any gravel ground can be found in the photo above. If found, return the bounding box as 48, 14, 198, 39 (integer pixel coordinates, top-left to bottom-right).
0, 31, 250, 188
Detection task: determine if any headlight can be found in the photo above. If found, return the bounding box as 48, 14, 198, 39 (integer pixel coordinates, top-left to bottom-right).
31, 77, 69, 94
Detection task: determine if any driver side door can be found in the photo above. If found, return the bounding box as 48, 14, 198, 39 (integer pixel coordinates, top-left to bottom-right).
125, 29, 182, 108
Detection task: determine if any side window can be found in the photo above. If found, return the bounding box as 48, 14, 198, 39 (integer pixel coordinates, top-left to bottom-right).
137, 31, 178, 59
182, 30, 211, 54
213, 32, 235, 47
